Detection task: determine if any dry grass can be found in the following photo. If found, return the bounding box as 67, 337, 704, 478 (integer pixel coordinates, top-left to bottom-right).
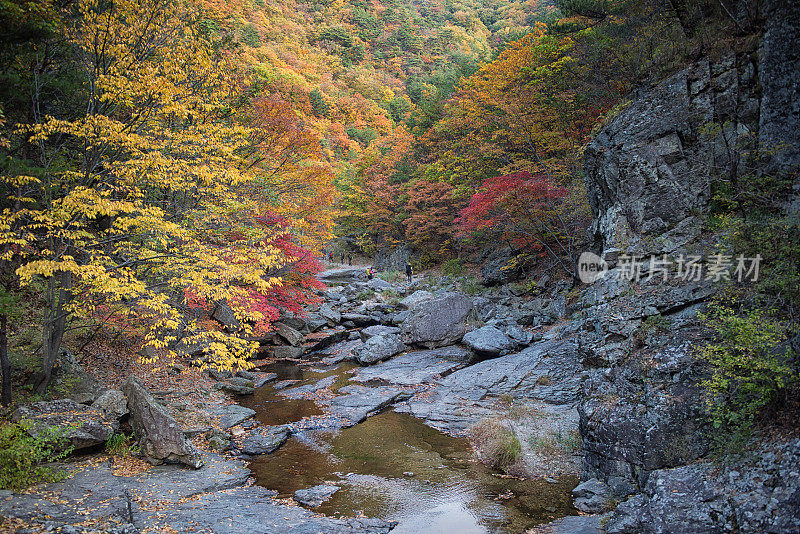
469, 418, 523, 473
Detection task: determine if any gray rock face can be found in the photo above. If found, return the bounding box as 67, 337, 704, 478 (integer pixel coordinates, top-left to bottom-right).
579, 343, 710, 489
218, 376, 255, 395
13, 400, 118, 452
359, 325, 400, 342
239, 425, 291, 455
605, 438, 800, 534
373, 244, 411, 272
353, 333, 407, 365
481, 247, 522, 286
462, 326, 517, 357
293, 484, 340, 507
366, 277, 393, 290
400, 292, 473, 349
325, 385, 412, 427
91, 390, 129, 420
122, 376, 203, 468
758, 0, 800, 176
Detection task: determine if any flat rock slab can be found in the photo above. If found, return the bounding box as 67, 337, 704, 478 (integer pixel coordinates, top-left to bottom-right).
294, 484, 340, 507
139, 486, 395, 534
0, 453, 249, 525
403, 339, 582, 433
279, 375, 337, 399
351, 349, 467, 386
324, 385, 412, 427
272, 379, 300, 390
0, 454, 394, 534
208, 404, 256, 429
529, 514, 606, 534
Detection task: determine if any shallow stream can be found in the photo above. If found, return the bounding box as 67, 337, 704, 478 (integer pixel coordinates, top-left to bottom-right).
238, 361, 577, 533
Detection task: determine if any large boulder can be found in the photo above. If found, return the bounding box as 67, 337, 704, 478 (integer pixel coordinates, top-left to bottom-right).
399, 290, 434, 310
318, 304, 342, 326
353, 333, 407, 365
13, 400, 118, 452
461, 326, 517, 358
400, 293, 473, 349
212, 300, 241, 332
122, 376, 203, 468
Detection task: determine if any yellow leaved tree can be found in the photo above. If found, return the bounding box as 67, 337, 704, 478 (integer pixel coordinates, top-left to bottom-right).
0, 0, 321, 396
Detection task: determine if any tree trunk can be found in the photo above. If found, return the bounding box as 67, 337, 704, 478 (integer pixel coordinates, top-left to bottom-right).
1, 313, 10, 406
36, 269, 72, 394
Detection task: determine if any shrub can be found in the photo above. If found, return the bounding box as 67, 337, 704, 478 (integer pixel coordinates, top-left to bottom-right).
0, 421, 72, 490
441, 258, 463, 277
699, 303, 797, 449
377, 270, 403, 284
356, 289, 376, 301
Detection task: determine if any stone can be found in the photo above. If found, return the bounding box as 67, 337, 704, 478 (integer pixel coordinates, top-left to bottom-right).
122, 376, 203, 468
91, 390, 129, 420
13, 400, 118, 452
324, 385, 412, 427
359, 325, 400, 342
293, 484, 340, 507
212, 299, 241, 331
267, 345, 305, 359
366, 277, 393, 290
399, 290, 434, 310
353, 333, 407, 365
218, 377, 255, 395
50, 349, 104, 404
572, 478, 614, 513
318, 267, 369, 283
208, 404, 255, 429
274, 322, 304, 346
306, 328, 349, 352
405, 339, 583, 433
461, 326, 517, 358
279, 375, 336, 399
341, 313, 378, 326
318, 304, 342, 326
400, 292, 473, 349
239, 425, 291, 455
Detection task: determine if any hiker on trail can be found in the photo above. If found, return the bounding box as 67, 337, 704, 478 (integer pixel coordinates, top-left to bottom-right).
405, 263, 413, 284
348, 254, 352, 266
367, 267, 374, 280
328, 252, 333, 262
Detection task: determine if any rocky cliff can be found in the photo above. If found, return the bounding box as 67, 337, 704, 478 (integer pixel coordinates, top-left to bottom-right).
575, 0, 800, 529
